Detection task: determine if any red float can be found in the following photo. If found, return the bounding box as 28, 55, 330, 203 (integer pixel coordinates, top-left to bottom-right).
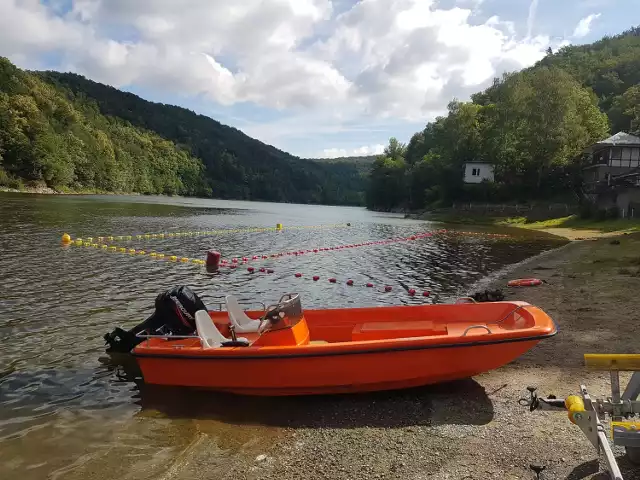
408, 288, 416, 296
346, 279, 354, 286
384, 286, 392, 292
313, 275, 320, 281
329, 278, 337, 283
295, 273, 302, 278
366, 283, 374, 288
205, 250, 221, 269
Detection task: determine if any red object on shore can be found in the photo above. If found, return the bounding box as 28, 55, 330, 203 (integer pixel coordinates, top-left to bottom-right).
206, 250, 221, 269
507, 278, 543, 287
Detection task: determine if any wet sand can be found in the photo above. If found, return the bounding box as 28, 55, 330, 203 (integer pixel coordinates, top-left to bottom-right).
113, 233, 640, 480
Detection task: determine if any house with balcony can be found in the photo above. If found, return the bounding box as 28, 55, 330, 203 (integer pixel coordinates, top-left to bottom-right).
582, 132, 640, 218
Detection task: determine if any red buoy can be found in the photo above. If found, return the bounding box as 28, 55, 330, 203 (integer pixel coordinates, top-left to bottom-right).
346, 279, 354, 286
242, 257, 248, 262
295, 273, 302, 278
229, 264, 237, 269
408, 288, 416, 296
247, 267, 255, 273
267, 269, 274, 274
384, 286, 392, 292
313, 275, 320, 281
366, 282, 374, 288
259, 267, 266, 272
423, 291, 431, 297
262, 255, 268, 259
232, 258, 238, 263
252, 255, 259, 260
329, 278, 337, 283
206, 250, 221, 269
313, 249, 318, 253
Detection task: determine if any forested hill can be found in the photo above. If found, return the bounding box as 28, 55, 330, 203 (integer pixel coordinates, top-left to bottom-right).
36, 71, 366, 205
0, 57, 207, 196
366, 27, 640, 211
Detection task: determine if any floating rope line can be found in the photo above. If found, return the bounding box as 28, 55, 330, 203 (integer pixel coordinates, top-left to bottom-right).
60, 223, 349, 246
61, 228, 514, 270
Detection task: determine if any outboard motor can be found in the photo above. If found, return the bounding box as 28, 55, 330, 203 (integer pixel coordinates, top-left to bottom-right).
104, 285, 207, 353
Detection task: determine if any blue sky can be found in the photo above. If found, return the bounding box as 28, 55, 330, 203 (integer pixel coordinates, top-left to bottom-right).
1, 0, 638, 158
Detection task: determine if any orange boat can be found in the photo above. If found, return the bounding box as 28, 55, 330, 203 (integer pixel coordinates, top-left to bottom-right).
132, 294, 556, 396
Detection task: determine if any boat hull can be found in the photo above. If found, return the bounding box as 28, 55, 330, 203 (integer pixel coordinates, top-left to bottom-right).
134, 338, 542, 395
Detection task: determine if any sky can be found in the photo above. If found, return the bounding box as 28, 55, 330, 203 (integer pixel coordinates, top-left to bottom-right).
0, 0, 638, 159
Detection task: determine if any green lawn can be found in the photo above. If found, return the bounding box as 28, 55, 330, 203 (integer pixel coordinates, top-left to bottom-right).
500, 215, 640, 233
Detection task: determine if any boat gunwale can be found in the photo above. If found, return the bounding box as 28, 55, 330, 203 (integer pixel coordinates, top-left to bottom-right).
131, 328, 557, 360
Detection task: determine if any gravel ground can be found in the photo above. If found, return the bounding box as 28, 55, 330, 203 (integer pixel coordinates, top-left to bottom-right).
158, 233, 640, 480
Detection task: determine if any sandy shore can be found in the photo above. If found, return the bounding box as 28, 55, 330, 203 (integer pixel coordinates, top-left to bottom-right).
126, 234, 640, 480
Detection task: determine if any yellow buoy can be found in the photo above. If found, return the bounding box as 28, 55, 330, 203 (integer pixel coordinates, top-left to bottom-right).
101, 244, 108, 249
276, 223, 283, 230
107, 236, 114, 241
91, 243, 99, 248
62, 233, 72, 244
180, 257, 189, 262
119, 247, 126, 253
125, 236, 132, 241
150, 252, 157, 257
157, 254, 165, 259
159, 234, 165, 238
86, 237, 93, 243
169, 255, 178, 261
75, 238, 83, 245
128, 249, 136, 254
138, 250, 146, 255
136, 235, 143, 240
109, 246, 117, 251
84, 242, 91, 247
97, 237, 104, 242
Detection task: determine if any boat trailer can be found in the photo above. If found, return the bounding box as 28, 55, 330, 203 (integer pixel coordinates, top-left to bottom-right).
520, 354, 640, 480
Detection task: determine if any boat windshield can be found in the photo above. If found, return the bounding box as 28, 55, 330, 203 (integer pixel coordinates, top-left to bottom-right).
260, 293, 304, 332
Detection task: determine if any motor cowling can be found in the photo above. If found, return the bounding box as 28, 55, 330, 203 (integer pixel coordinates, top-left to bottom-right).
104, 285, 207, 353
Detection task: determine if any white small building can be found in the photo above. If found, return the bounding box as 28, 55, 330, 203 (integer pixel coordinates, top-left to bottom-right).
463, 162, 495, 184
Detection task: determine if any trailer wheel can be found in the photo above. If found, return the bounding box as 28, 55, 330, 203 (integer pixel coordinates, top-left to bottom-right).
627, 447, 640, 464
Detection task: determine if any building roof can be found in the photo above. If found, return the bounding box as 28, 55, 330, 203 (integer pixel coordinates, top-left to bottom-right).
596, 131, 640, 146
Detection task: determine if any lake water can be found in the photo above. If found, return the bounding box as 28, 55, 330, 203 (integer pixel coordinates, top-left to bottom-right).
0, 193, 565, 479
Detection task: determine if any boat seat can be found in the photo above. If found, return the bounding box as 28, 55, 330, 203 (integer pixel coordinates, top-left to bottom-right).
225, 295, 262, 333
195, 310, 249, 348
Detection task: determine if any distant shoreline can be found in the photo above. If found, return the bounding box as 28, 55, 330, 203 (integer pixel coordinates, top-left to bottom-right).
0, 185, 141, 196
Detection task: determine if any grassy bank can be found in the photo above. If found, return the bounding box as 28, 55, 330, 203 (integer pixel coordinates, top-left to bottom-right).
421, 211, 640, 239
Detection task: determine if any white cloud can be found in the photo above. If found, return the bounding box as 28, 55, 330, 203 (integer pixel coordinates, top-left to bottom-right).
573, 13, 601, 38
0, 0, 563, 151
526, 0, 539, 38
319, 144, 385, 158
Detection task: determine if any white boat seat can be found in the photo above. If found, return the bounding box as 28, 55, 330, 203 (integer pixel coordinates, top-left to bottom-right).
195, 310, 248, 349
225, 295, 262, 333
